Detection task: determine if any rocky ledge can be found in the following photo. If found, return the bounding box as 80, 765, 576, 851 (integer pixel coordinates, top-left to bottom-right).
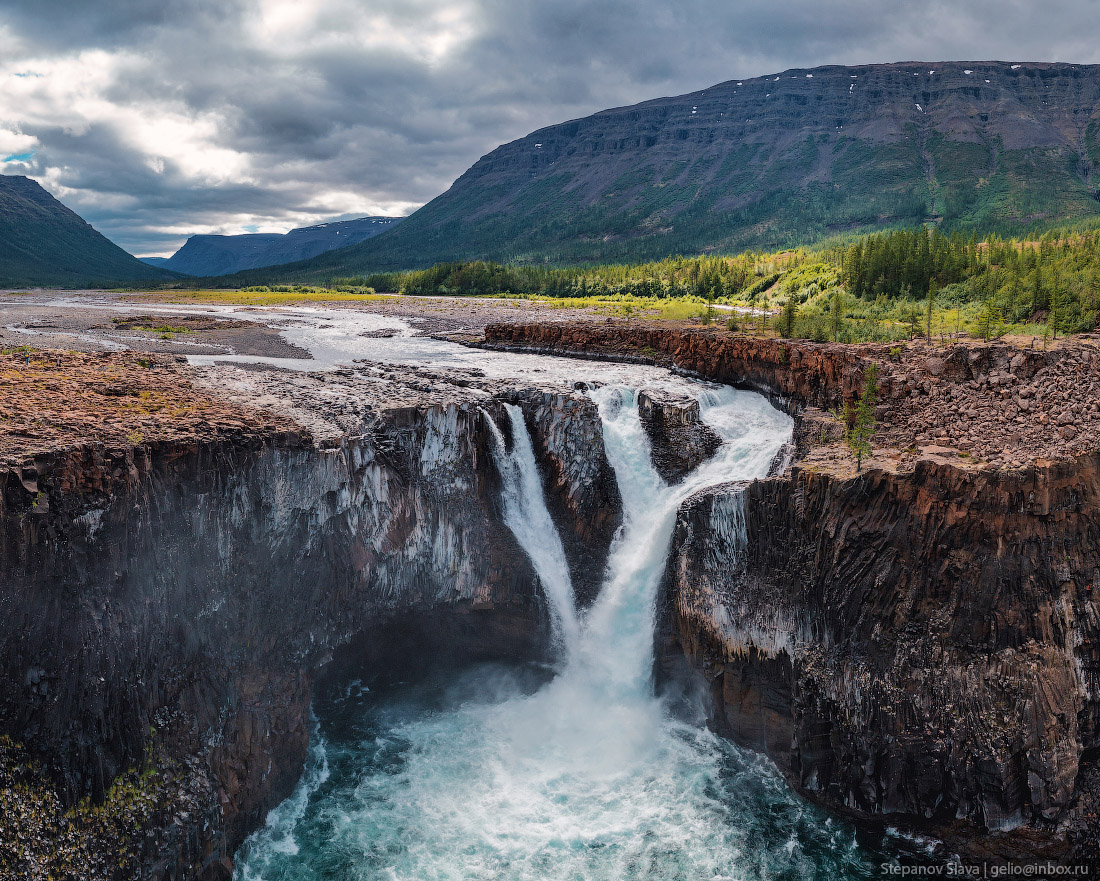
485, 320, 1100, 863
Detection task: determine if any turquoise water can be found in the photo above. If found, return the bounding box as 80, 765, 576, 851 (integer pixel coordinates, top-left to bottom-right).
234, 386, 922, 880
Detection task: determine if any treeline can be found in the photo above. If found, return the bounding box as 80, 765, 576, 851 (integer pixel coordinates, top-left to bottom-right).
302, 223, 1100, 340
334, 254, 779, 299
833, 227, 1100, 334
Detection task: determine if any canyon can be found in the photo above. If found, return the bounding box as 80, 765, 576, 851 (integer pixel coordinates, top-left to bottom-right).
2, 308, 1099, 876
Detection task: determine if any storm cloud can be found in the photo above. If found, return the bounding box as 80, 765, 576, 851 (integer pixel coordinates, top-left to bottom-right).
0, 0, 1097, 255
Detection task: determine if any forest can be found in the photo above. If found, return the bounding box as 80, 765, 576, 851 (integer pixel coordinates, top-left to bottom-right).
237, 225, 1100, 344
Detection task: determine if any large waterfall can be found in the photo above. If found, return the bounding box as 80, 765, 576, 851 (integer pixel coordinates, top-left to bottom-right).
235, 384, 890, 880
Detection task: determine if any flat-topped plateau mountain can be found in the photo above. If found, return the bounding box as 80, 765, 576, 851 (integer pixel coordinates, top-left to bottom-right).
245, 61, 1100, 280
152, 216, 403, 276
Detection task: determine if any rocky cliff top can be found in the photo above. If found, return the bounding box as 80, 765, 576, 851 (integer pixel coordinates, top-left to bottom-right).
0, 351, 301, 467
0, 348, 586, 468
871, 338, 1100, 470
483, 321, 1100, 474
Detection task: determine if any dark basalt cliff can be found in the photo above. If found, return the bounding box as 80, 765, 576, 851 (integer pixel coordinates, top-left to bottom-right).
670, 460, 1100, 861
484, 320, 867, 410
0, 359, 620, 880
637, 388, 721, 484
486, 320, 1100, 862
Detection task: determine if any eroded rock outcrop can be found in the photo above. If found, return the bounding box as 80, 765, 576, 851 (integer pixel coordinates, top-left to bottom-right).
637, 388, 720, 483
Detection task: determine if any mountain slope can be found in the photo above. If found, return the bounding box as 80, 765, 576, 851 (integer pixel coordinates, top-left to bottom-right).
0, 175, 175, 287
245, 61, 1100, 280
163, 216, 402, 276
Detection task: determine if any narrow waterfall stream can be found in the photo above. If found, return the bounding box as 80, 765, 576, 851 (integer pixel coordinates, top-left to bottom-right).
234, 384, 902, 880
484, 403, 581, 656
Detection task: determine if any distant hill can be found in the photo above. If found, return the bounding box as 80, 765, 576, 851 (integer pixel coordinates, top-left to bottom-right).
161, 216, 403, 276
138, 256, 172, 268
239, 61, 1100, 281
0, 175, 176, 287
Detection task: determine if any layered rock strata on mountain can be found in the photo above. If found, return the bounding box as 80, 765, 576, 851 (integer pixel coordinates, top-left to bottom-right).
486, 320, 1100, 862
0, 353, 619, 880
261, 61, 1100, 275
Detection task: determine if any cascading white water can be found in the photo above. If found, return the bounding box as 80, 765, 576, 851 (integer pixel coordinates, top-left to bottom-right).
483, 403, 580, 656
235, 383, 892, 880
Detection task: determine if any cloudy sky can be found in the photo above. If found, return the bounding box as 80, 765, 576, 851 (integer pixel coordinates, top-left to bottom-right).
1, 0, 1097, 256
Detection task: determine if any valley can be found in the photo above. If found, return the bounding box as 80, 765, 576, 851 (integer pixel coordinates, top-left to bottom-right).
3, 33, 1100, 880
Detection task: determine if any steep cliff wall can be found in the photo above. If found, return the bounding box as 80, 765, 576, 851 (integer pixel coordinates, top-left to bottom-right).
483, 321, 867, 410
669, 461, 1100, 860
0, 355, 619, 880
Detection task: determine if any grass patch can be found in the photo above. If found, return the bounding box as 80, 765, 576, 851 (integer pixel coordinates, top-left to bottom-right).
130, 289, 399, 306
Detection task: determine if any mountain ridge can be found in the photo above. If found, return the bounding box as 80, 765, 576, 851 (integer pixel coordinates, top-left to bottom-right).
221, 60, 1100, 282
0, 175, 176, 287
159, 216, 403, 276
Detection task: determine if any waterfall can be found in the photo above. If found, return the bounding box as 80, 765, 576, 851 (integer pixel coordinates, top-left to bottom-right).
570, 384, 785, 698
233, 383, 888, 881
483, 403, 580, 657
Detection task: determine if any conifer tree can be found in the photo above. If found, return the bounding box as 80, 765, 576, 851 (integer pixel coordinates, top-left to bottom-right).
925, 281, 937, 343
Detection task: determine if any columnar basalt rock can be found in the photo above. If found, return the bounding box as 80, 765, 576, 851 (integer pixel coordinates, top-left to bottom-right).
504, 388, 622, 606
669, 458, 1100, 861
483, 321, 868, 410
484, 321, 1100, 860
636, 388, 721, 484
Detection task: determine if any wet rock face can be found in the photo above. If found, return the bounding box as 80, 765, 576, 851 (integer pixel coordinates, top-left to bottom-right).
637, 388, 720, 483
506, 389, 622, 607
667, 460, 1100, 861
0, 370, 623, 880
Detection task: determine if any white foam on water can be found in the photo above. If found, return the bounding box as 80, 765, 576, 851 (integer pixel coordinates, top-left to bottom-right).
232, 380, 900, 880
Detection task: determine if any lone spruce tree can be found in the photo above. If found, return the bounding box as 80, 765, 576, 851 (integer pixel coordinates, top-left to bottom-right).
834, 364, 879, 472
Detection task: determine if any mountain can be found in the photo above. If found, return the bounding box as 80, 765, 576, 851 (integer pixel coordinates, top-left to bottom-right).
240, 61, 1100, 281
139, 256, 172, 268
0, 175, 176, 287
162, 216, 403, 276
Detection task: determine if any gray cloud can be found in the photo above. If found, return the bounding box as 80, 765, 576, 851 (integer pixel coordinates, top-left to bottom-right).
0, 0, 1099, 255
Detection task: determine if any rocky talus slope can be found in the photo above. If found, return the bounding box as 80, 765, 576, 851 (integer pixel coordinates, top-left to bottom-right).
484, 320, 1100, 862
0, 352, 619, 880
